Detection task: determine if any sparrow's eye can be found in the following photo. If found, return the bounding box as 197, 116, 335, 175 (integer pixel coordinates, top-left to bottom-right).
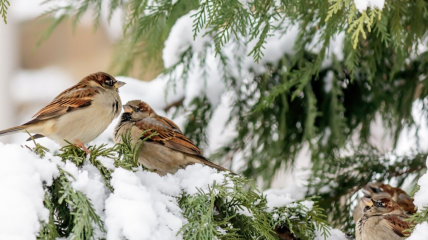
105, 79, 115, 86
370, 187, 381, 193
374, 201, 384, 208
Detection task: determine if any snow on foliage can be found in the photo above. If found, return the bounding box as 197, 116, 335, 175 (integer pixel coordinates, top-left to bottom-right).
408, 221, 428, 240
0, 143, 59, 239
0, 141, 321, 239
408, 157, 428, 239
354, 0, 385, 12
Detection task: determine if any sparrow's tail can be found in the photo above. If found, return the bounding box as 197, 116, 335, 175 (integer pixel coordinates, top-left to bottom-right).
201, 158, 237, 175
0, 125, 25, 137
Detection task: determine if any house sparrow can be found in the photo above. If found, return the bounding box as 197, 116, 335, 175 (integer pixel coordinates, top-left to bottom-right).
114, 100, 232, 176
0, 72, 125, 150
362, 182, 416, 215
355, 195, 410, 240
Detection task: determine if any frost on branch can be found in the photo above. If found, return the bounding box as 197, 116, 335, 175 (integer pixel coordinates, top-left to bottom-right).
0, 141, 332, 239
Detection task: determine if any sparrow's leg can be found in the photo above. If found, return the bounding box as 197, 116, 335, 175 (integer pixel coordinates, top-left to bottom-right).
74, 139, 90, 154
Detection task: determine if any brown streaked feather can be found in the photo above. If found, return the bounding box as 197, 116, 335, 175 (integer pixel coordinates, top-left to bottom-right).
135, 117, 202, 156
25, 87, 99, 124
158, 116, 182, 132
383, 215, 410, 237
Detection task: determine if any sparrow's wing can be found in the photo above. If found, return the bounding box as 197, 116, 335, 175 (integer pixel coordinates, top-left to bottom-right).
24, 85, 99, 125
135, 116, 231, 173
397, 192, 416, 214
157, 115, 182, 133
382, 215, 410, 237
135, 117, 202, 156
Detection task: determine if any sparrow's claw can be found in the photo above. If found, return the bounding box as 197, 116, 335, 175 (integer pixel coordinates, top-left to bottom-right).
74, 139, 90, 154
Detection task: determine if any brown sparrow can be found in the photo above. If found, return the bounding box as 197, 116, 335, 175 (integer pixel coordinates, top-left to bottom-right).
114, 100, 231, 176
0, 72, 125, 149
355, 195, 410, 240
362, 182, 416, 215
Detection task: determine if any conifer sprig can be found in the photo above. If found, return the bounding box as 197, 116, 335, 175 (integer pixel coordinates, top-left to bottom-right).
0, 0, 9, 24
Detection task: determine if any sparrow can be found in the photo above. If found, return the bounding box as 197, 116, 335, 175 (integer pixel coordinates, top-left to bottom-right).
0, 72, 125, 150
362, 182, 416, 215
114, 100, 232, 176
355, 194, 410, 240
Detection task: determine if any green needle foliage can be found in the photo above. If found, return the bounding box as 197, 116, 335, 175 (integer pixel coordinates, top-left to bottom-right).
38, 0, 428, 236
0, 0, 9, 24
26, 139, 331, 239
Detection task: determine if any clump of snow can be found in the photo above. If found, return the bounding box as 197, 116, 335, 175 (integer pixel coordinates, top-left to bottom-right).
315, 228, 347, 240
413, 158, 428, 209
105, 164, 230, 240
264, 188, 296, 211
408, 222, 428, 240
175, 164, 230, 195
0, 143, 59, 239
163, 10, 211, 68
407, 157, 428, 238
323, 71, 334, 93
354, 0, 385, 13
105, 168, 184, 240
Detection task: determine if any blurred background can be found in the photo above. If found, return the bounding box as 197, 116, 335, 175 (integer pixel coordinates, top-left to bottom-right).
1, 0, 428, 234
0, 0, 158, 147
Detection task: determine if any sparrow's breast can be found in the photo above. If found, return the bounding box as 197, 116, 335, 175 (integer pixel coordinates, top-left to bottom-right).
51, 90, 122, 145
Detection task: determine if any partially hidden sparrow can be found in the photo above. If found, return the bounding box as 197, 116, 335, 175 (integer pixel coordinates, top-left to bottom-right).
0, 72, 125, 151
353, 182, 416, 223
362, 182, 416, 215
114, 100, 232, 176
355, 194, 411, 240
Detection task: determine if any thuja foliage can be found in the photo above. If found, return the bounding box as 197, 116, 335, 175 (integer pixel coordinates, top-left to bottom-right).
0, 0, 9, 24
40, 0, 428, 235
28, 136, 330, 239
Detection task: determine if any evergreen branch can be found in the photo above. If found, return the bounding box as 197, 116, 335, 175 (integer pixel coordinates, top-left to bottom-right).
0, 0, 9, 24
58, 169, 105, 239
115, 128, 157, 171
270, 197, 330, 240
38, 192, 61, 240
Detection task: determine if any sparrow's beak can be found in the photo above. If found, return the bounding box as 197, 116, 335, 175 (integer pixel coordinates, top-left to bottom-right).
361, 188, 372, 197
362, 198, 373, 207
114, 81, 126, 88
123, 105, 134, 113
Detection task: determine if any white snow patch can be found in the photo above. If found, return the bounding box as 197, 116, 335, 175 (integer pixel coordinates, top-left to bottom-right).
264, 188, 296, 211
413, 158, 428, 209
105, 168, 184, 240
408, 222, 428, 240
0, 143, 59, 239
354, 0, 385, 12
315, 228, 347, 240
323, 71, 334, 93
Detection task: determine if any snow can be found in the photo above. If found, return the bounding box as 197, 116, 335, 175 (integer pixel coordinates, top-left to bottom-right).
408, 222, 428, 240
0, 143, 59, 240
408, 157, 428, 239
354, 0, 385, 12
0, 138, 318, 240
323, 71, 334, 93
315, 228, 348, 240
264, 188, 296, 211
413, 158, 428, 210
105, 168, 184, 240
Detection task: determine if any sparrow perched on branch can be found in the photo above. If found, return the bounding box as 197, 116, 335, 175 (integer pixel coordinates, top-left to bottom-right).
362, 182, 416, 215
353, 182, 416, 223
114, 100, 232, 176
0, 72, 125, 151
355, 194, 410, 240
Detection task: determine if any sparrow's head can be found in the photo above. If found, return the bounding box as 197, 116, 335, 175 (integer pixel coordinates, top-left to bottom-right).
362, 194, 402, 216
86, 72, 126, 91
122, 100, 156, 121
362, 182, 415, 215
